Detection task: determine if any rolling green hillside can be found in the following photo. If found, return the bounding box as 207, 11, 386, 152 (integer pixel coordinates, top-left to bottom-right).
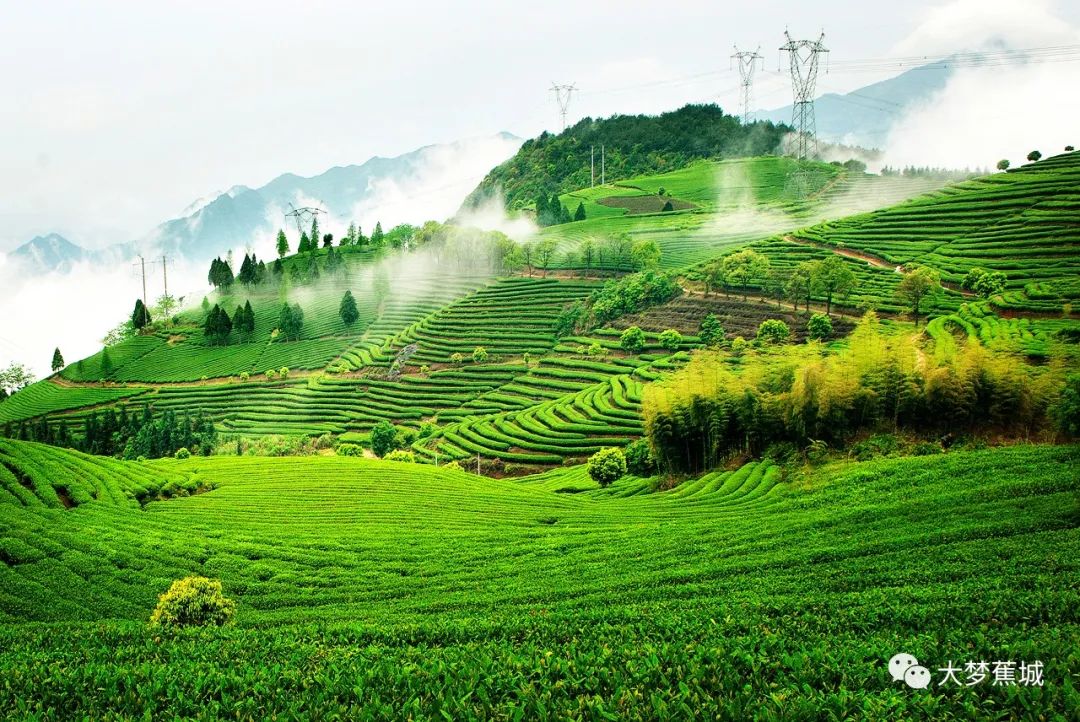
0, 440, 1076, 717
4, 151, 1077, 466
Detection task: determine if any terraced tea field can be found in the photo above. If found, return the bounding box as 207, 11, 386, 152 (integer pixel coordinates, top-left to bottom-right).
0, 439, 1076, 718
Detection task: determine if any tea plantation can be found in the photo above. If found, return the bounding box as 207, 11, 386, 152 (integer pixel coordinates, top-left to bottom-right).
0, 439, 1077, 718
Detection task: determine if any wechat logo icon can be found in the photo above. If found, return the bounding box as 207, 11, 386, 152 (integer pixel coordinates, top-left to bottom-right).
890, 653, 931, 690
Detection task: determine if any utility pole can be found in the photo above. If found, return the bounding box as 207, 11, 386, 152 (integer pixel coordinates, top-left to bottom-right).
591, 145, 595, 187
780, 30, 829, 160
601, 145, 606, 185
476, 452, 481, 476
161, 255, 169, 300
138, 256, 147, 313
550, 82, 577, 132
731, 45, 764, 125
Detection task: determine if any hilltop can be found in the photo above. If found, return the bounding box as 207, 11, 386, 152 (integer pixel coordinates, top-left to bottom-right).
461, 104, 788, 213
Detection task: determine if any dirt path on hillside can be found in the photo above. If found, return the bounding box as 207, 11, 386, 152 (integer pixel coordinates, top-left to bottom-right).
783, 235, 900, 271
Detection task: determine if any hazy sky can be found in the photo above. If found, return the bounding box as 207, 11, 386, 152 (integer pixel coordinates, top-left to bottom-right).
1, 0, 1077, 251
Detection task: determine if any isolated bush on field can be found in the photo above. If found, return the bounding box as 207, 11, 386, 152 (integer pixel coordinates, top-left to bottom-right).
149, 576, 235, 629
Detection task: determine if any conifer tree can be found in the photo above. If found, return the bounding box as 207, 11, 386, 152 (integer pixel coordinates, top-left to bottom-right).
276, 229, 289, 258
51, 348, 65, 373
339, 290, 359, 326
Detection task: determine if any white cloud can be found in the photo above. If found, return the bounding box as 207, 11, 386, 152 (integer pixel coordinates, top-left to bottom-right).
882, 0, 1080, 169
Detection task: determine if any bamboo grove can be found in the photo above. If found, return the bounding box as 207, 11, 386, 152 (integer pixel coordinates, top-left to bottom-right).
642, 312, 1074, 473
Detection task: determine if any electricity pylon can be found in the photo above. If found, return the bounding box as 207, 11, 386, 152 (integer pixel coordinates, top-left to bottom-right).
780, 31, 828, 160
550, 82, 577, 132
285, 203, 327, 239
731, 45, 764, 124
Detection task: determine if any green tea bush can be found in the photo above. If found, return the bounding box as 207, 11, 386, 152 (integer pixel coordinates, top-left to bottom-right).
588, 447, 627, 487
384, 450, 416, 463
174, 447, 191, 460
336, 443, 363, 457
149, 576, 235, 629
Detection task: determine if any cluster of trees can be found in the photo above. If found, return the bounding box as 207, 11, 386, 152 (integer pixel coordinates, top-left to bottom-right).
961, 267, 1008, 298
207, 257, 236, 289
2, 404, 217, 459
643, 312, 1073, 474
555, 270, 681, 336
276, 219, 415, 259
878, 165, 980, 180
701, 249, 943, 325
203, 301, 255, 345
463, 104, 789, 212
535, 192, 585, 226
277, 303, 305, 341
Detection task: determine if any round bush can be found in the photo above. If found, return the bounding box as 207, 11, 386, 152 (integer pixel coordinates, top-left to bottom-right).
658, 329, 682, 353
757, 319, 791, 345
588, 447, 627, 487
336, 443, 364, 457
385, 449, 416, 463
623, 438, 655, 475
149, 576, 235, 629
807, 313, 833, 341
174, 447, 191, 460
472, 346, 488, 363
620, 326, 646, 354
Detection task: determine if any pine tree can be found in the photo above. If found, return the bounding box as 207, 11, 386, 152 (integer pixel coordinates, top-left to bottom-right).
298, 232, 311, 254
339, 290, 359, 326
276, 229, 290, 258
131, 299, 151, 330
310, 217, 320, 251
371, 222, 385, 248
100, 349, 113, 378
574, 202, 586, 221
535, 194, 550, 226
51, 348, 65, 373
242, 300, 255, 335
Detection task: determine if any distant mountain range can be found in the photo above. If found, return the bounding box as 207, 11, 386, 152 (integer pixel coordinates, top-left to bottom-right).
7, 133, 522, 275
758, 61, 952, 149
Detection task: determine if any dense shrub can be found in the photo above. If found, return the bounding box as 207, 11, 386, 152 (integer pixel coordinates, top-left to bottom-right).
336, 443, 364, 457
756, 319, 791, 345
588, 447, 627, 487
174, 447, 191, 460
149, 576, 235, 629
623, 438, 656, 476
1050, 373, 1080, 438
807, 313, 833, 341
370, 421, 398, 458
658, 329, 683, 353
385, 450, 417, 463
620, 326, 647, 354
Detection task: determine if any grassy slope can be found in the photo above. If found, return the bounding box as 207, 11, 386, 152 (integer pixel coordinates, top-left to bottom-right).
0, 439, 1076, 718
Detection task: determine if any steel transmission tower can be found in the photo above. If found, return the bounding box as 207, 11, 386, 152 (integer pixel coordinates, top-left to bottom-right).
550, 82, 577, 131
779, 31, 828, 160
285, 203, 327, 239
731, 45, 764, 124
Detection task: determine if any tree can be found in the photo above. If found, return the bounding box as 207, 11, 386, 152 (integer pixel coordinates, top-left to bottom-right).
370, 420, 398, 457
322, 233, 333, 248
240, 301, 255, 336
662, 200, 674, 212
276, 229, 290, 258
574, 201, 586, 221
756, 319, 791, 345
996, 159, 1010, 171
51, 348, 65, 373
699, 313, 724, 347
149, 576, 235, 629
609, 234, 633, 272
579, 239, 596, 277
203, 304, 233, 345
154, 294, 178, 327
785, 261, 815, 312
521, 242, 535, 275
620, 326, 647, 354
811, 255, 856, 316
472, 346, 488, 363
895, 266, 941, 328
278, 303, 304, 341
309, 216, 320, 253
963, 267, 1007, 298
721, 249, 770, 300
131, 299, 152, 330
1027, 150, 1042, 162
370, 221, 385, 248
587, 447, 627, 488
807, 313, 833, 341
0, 362, 34, 396
630, 240, 661, 271
1050, 373, 1080, 438
658, 329, 682, 353
535, 239, 557, 277
339, 290, 359, 326
703, 262, 724, 297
